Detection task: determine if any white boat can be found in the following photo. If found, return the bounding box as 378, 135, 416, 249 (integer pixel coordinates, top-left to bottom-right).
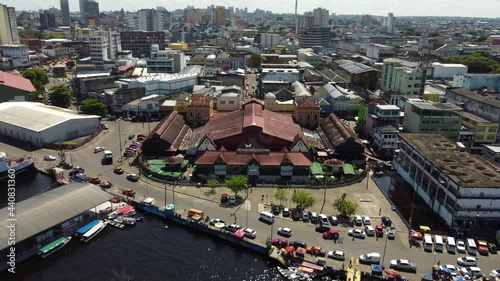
80, 220, 107, 242
0, 152, 35, 180
114, 216, 136, 226
105, 219, 125, 229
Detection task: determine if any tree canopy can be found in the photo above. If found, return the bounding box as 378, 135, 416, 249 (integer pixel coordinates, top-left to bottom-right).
333, 198, 358, 218
79, 98, 108, 117
274, 189, 288, 206
48, 85, 72, 108
439, 51, 500, 73
225, 175, 247, 196
291, 191, 316, 209
66, 60, 75, 69
22, 67, 49, 94
250, 53, 262, 68
207, 179, 219, 188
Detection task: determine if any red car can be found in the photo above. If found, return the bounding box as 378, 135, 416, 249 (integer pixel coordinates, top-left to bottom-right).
114, 167, 124, 174
221, 193, 228, 204
322, 229, 340, 240
122, 189, 136, 197
272, 238, 288, 248
89, 177, 101, 184
376, 225, 384, 237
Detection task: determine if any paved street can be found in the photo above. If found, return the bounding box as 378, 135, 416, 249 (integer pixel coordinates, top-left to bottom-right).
2, 119, 500, 277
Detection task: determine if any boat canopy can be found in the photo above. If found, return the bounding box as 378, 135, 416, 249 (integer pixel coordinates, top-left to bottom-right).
39, 237, 67, 254
76, 219, 99, 235
301, 261, 324, 272
115, 205, 135, 216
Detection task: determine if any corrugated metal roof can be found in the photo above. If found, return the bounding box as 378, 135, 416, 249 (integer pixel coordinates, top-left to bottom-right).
0, 183, 112, 251
0, 102, 100, 132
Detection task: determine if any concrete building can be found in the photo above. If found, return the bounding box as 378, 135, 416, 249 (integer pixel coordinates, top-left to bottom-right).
373, 125, 399, 156
260, 33, 284, 49
41, 44, 69, 59
366, 44, 394, 62
212, 7, 227, 27
187, 94, 213, 126
460, 111, 499, 150
381, 58, 425, 95
147, 45, 186, 73
217, 86, 242, 111
294, 98, 320, 129
334, 60, 380, 90
452, 74, 500, 92
120, 31, 166, 58
0, 102, 100, 147
107, 31, 121, 60
297, 15, 315, 31
320, 82, 361, 117
312, 7, 329, 28
403, 100, 462, 141
361, 15, 371, 26
260, 68, 302, 92
184, 8, 202, 24
393, 133, 500, 235
0, 4, 19, 44
39, 10, 57, 30
0, 71, 35, 102
0, 183, 112, 272
431, 62, 467, 80
80, 0, 100, 26
482, 145, 500, 166
0, 44, 29, 68
89, 35, 108, 66
385, 12, 395, 34
364, 104, 401, 139
138, 8, 170, 32
299, 27, 331, 48
60, 0, 70, 26
298, 51, 320, 68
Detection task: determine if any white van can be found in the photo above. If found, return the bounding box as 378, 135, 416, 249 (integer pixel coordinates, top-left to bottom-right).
359, 252, 381, 264
259, 211, 275, 224
466, 238, 477, 255
424, 233, 433, 252
103, 150, 113, 164
434, 235, 444, 252
446, 237, 456, 254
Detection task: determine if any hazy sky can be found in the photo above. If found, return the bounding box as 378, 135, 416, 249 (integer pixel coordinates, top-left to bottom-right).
4, 0, 500, 18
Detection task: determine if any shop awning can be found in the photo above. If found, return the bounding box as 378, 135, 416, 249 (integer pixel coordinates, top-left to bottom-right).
310, 162, 324, 175
343, 164, 355, 175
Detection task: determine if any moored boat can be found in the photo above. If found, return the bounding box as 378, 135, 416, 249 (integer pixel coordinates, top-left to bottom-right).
75, 219, 100, 237
38, 236, 72, 259
108, 205, 135, 219
114, 216, 136, 226
105, 219, 125, 229
0, 152, 35, 181
80, 220, 107, 242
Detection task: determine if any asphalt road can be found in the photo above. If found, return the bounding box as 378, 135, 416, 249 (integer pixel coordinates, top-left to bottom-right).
46, 119, 498, 278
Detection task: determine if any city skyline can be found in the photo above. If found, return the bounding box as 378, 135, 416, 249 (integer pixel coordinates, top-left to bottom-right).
1, 0, 499, 18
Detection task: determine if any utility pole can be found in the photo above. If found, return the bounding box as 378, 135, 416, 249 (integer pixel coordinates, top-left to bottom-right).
366, 162, 370, 190
118, 119, 123, 161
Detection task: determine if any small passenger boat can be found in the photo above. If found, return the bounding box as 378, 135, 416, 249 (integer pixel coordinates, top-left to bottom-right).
105, 219, 125, 229
75, 219, 99, 237
81, 220, 107, 242
38, 236, 72, 258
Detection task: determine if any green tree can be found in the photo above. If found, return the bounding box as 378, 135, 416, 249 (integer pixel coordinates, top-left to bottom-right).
428, 31, 439, 37
333, 198, 358, 218
66, 60, 75, 69
291, 191, 316, 209
45, 33, 65, 39
476, 35, 488, 43
207, 179, 218, 195
48, 85, 72, 108
80, 98, 108, 117
274, 189, 288, 206
439, 51, 500, 73
22, 67, 49, 94
250, 53, 262, 68
225, 175, 247, 196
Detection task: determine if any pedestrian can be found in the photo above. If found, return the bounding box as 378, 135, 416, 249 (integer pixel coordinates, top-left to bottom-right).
437, 260, 441, 266
342, 263, 345, 270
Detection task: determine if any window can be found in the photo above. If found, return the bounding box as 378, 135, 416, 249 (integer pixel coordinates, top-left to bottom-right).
220, 101, 225, 104
229, 101, 234, 104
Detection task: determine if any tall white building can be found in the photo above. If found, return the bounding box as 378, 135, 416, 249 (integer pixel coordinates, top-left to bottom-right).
386, 12, 395, 34
0, 5, 19, 44
147, 44, 186, 73
138, 8, 170, 31
89, 35, 109, 66
0, 45, 29, 68
312, 7, 329, 28
108, 31, 121, 60
260, 33, 284, 49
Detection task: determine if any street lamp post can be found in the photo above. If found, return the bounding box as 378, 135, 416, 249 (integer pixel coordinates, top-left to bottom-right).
172, 180, 177, 211
147, 175, 152, 198
117, 119, 123, 161
164, 180, 167, 207
245, 187, 249, 228
366, 162, 370, 190
381, 233, 389, 268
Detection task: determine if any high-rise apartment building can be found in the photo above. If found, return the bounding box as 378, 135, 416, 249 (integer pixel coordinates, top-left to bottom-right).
0, 4, 19, 44
299, 27, 330, 48
385, 12, 395, 34
312, 8, 329, 28
212, 7, 227, 26
60, 0, 70, 26
89, 34, 108, 66
80, 0, 100, 26
120, 31, 166, 58
184, 8, 202, 24
138, 8, 170, 31
381, 58, 426, 95
39, 11, 57, 30
108, 31, 121, 60
361, 14, 371, 26
297, 15, 315, 32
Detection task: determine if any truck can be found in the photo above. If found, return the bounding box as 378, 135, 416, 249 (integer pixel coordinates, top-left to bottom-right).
390, 259, 417, 273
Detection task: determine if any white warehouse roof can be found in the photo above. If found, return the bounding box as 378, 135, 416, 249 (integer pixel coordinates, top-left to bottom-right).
0, 102, 100, 132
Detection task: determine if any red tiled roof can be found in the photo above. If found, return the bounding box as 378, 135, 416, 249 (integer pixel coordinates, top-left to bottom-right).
118, 64, 134, 71
319, 113, 354, 150
296, 98, 318, 108
196, 150, 311, 166
190, 94, 212, 106
0, 71, 35, 93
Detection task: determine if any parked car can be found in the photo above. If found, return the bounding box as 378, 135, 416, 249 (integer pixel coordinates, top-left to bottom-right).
375, 225, 384, 237
272, 205, 281, 215
277, 227, 292, 237
306, 246, 326, 257
301, 211, 310, 222
319, 214, 329, 225
460, 267, 483, 280
362, 216, 371, 225
122, 189, 136, 197
94, 147, 105, 153
387, 227, 396, 239
382, 216, 392, 227
487, 242, 498, 254
439, 264, 459, 276
224, 224, 241, 233
282, 208, 290, 217
322, 230, 340, 240
272, 238, 288, 248
389, 259, 417, 273
327, 251, 346, 261
291, 210, 301, 221
354, 215, 363, 226
69, 167, 85, 176
329, 215, 339, 226
99, 181, 112, 188
477, 240, 489, 255
242, 228, 256, 239
209, 218, 225, 226
220, 194, 228, 204
89, 177, 101, 184
126, 174, 140, 182
102, 124, 108, 130
123, 151, 134, 158
309, 212, 319, 223
348, 229, 366, 239
44, 155, 56, 161
113, 167, 124, 174
315, 224, 330, 233
365, 225, 375, 236
229, 196, 237, 205
457, 256, 477, 267
456, 240, 467, 253
359, 253, 381, 265
289, 241, 307, 249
